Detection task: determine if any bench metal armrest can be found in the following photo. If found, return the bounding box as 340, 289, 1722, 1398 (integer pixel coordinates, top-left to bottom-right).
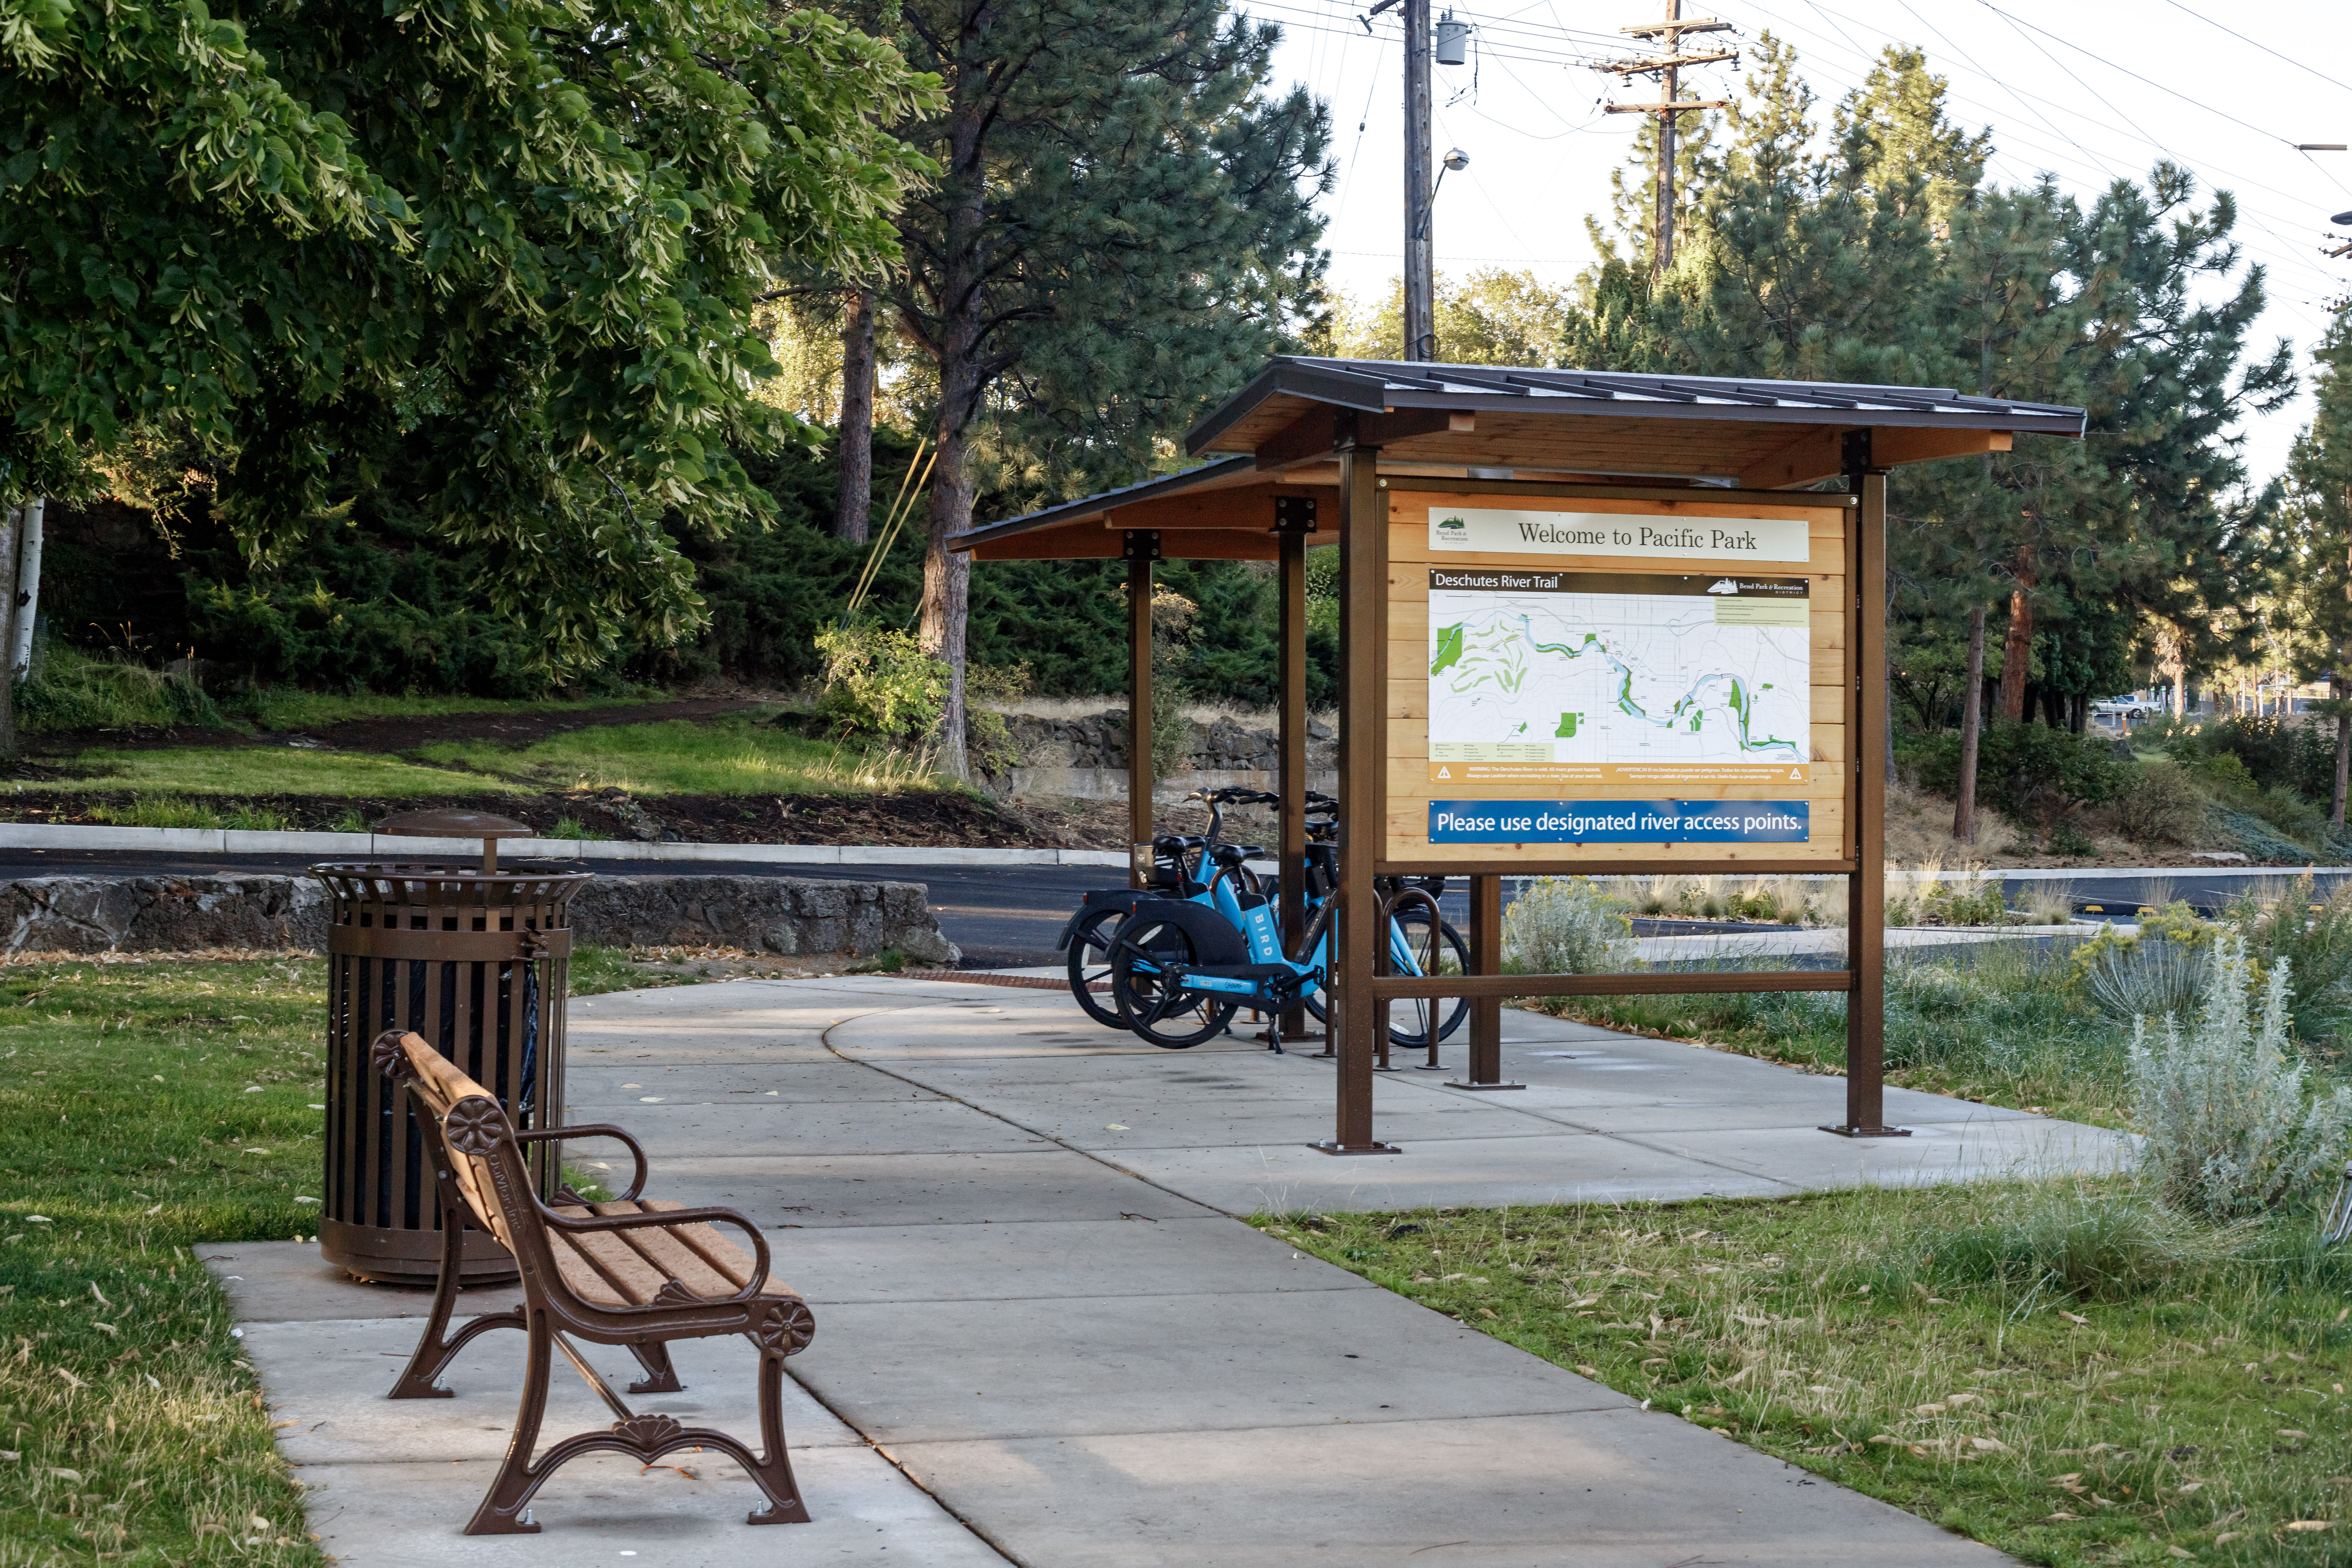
514, 1124, 648, 1201
541, 1203, 772, 1306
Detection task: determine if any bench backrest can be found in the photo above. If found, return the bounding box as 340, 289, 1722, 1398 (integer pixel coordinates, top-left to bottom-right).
371, 1029, 524, 1255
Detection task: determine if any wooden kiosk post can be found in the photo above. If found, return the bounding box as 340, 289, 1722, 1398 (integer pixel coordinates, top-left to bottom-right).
1274, 495, 1316, 1042
946, 358, 2083, 1156
1124, 529, 1159, 888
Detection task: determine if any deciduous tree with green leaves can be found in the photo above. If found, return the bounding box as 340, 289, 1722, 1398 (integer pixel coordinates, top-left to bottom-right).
2, 0, 937, 701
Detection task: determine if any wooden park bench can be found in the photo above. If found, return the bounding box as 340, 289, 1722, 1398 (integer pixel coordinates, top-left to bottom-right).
371, 1028, 815, 1535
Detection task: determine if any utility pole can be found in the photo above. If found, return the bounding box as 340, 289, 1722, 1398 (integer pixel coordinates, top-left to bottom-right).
1595, 2, 1734, 278
1402, 0, 1435, 359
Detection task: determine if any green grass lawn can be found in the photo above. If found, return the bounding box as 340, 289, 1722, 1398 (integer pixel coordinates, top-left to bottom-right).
412, 714, 938, 795
0, 952, 690, 1564
35, 715, 944, 802
1261, 1187, 2352, 1566
243, 688, 661, 734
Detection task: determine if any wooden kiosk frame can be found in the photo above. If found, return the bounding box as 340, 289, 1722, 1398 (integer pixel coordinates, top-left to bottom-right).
952, 358, 2084, 1153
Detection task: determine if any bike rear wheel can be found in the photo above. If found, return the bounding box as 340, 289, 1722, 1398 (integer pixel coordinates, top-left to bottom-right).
1108, 911, 1238, 1049
1065, 905, 1129, 1030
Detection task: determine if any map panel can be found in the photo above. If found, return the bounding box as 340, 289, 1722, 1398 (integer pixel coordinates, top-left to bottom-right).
1426, 568, 1812, 788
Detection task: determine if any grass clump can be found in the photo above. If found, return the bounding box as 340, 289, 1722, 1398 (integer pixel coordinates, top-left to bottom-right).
0, 956, 333, 1566
1261, 1181, 2352, 1565
16, 646, 228, 735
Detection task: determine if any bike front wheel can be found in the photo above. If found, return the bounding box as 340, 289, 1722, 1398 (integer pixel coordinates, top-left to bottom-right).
1107, 911, 1238, 1049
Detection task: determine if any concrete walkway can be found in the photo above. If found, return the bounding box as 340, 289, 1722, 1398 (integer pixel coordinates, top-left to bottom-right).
215, 975, 2128, 1565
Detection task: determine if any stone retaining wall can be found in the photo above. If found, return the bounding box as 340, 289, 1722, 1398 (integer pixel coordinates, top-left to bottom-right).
0, 874, 958, 963
991, 709, 1338, 801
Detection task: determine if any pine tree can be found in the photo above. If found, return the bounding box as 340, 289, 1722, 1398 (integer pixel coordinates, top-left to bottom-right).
882, 0, 1330, 776
2281, 307, 2352, 825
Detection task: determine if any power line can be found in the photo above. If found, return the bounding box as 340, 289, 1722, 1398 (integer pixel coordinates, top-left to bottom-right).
2159, 0, 2352, 101
1748, 0, 2345, 302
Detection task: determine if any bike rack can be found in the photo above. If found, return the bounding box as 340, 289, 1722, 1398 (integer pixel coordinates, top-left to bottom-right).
1376, 882, 1455, 1073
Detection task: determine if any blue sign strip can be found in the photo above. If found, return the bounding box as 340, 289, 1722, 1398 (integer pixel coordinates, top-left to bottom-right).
1428, 800, 1810, 844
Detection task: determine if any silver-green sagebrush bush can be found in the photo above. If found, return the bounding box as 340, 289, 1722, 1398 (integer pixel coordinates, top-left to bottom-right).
1501, 877, 1629, 976
2128, 934, 2352, 1219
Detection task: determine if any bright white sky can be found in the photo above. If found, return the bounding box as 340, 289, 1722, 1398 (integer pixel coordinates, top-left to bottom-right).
1252, 0, 2352, 489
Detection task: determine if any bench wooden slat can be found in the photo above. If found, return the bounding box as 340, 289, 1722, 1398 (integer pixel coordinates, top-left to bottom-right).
550, 1221, 670, 1305
583, 1201, 750, 1298
599, 1200, 759, 1292
544, 1228, 647, 1307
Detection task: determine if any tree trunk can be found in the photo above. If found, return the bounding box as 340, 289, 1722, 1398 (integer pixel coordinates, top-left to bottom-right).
11, 497, 43, 681
2335, 672, 2349, 830
913, 98, 988, 782
835, 290, 876, 544
0, 502, 22, 761
1953, 603, 1987, 844
1998, 573, 2032, 722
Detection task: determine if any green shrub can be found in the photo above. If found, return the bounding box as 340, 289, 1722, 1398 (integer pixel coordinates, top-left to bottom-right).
2111, 758, 2209, 844
2174, 714, 2338, 800
2229, 874, 2352, 1041
222, 803, 291, 831
813, 623, 948, 743
2129, 934, 2352, 1219
1502, 877, 1629, 976
1909, 721, 2135, 846
543, 817, 608, 841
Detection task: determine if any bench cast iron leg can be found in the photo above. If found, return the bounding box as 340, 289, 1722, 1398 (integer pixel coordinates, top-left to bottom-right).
464, 1308, 816, 1534
389, 1204, 521, 1400
626, 1340, 684, 1395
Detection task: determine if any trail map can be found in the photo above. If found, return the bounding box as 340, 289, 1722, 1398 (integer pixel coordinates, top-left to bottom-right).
1426, 569, 1812, 786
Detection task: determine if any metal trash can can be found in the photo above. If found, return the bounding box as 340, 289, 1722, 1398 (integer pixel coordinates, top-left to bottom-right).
312, 810, 592, 1283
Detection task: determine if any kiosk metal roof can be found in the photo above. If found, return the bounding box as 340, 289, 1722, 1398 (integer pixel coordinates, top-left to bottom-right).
949, 355, 2086, 561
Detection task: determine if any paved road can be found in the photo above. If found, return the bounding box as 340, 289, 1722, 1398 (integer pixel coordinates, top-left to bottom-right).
5, 848, 2345, 967
0, 848, 1112, 969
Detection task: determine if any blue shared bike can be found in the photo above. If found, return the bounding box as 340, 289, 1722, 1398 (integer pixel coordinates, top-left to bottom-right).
1102, 796, 1470, 1052
1055, 786, 1274, 1031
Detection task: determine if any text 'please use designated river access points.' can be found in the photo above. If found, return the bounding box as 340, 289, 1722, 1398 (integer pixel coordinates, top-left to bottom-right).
1426, 569, 1813, 786
1427, 800, 1812, 845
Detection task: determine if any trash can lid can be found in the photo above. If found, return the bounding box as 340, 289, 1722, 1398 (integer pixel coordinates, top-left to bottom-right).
375, 808, 536, 839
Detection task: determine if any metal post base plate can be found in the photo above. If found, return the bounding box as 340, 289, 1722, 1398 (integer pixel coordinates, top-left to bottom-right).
1820, 1124, 1912, 1138
1308, 1140, 1403, 1156
1445, 1080, 1526, 1091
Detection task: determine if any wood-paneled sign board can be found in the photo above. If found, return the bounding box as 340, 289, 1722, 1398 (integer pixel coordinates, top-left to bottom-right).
1380, 479, 1857, 870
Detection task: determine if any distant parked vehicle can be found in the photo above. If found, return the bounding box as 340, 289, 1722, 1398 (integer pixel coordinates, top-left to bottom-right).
2092, 695, 2162, 719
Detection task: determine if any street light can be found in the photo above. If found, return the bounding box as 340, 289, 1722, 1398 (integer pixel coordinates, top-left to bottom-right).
1414, 149, 1470, 241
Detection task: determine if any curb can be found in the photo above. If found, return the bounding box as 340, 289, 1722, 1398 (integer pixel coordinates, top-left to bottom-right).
0, 822, 1128, 869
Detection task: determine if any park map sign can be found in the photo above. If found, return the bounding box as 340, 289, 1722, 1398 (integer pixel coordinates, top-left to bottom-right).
1385, 486, 1851, 865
